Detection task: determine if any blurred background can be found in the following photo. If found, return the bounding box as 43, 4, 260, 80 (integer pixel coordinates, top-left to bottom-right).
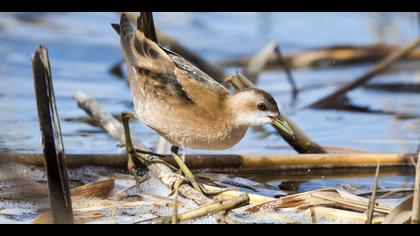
1, 12, 420, 223
0, 12, 418, 155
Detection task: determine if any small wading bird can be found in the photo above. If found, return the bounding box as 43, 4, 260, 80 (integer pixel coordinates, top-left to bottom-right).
114, 13, 295, 192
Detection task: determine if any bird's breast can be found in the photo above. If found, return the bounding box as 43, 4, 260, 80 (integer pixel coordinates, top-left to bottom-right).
133, 99, 247, 150
184, 125, 249, 150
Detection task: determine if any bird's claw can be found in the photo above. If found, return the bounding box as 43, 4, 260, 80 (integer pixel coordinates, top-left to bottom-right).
169, 175, 186, 196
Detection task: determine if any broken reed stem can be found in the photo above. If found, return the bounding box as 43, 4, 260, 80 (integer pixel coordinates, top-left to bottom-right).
412, 152, 420, 224
244, 42, 278, 84
172, 178, 183, 224
32, 45, 74, 224
74, 92, 210, 205
1, 152, 417, 170
32, 179, 116, 224
366, 161, 380, 224
225, 72, 257, 90
152, 194, 250, 224
70, 179, 115, 198
242, 42, 297, 99
311, 192, 390, 214
309, 38, 420, 109
178, 194, 249, 221
220, 44, 420, 72
226, 72, 326, 154
382, 194, 414, 224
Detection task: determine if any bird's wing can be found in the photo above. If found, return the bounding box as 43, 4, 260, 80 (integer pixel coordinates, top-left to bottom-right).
118, 13, 229, 109
170, 54, 230, 110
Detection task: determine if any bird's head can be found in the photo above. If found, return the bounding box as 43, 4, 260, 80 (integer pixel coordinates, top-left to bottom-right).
227, 88, 295, 138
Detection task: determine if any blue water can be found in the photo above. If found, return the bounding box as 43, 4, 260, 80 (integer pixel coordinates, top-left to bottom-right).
0, 12, 419, 192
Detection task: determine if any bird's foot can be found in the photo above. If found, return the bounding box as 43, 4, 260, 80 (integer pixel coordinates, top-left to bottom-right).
169, 175, 188, 195
168, 173, 227, 198
170, 146, 204, 194
132, 169, 149, 194
134, 148, 167, 158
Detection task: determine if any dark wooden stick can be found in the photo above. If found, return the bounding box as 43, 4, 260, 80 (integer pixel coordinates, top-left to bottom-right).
364, 83, 420, 93
309, 38, 420, 109
32, 45, 73, 224
412, 151, 420, 224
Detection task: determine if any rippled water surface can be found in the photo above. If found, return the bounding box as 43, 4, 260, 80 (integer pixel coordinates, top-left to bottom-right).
0, 12, 419, 194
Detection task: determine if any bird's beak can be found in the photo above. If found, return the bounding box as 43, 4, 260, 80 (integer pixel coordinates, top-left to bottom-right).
270, 116, 297, 141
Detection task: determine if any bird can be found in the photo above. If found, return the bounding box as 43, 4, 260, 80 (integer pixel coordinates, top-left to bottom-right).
114, 13, 295, 187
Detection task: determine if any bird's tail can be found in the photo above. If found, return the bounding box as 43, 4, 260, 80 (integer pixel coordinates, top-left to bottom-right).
137, 12, 158, 43
113, 13, 174, 75
116, 13, 138, 67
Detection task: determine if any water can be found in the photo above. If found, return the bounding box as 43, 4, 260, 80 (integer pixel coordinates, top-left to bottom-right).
0, 12, 419, 196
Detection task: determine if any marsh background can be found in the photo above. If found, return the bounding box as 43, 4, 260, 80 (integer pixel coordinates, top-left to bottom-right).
0, 12, 419, 195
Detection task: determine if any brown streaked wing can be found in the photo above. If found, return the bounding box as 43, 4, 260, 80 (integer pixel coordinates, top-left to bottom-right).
170, 54, 229, 110
127, 29, 193, 106
130, 31, 175, 75
134, 67, 193, 106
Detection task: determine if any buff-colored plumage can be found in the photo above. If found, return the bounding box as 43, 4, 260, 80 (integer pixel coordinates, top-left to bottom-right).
117, 13, 281, 150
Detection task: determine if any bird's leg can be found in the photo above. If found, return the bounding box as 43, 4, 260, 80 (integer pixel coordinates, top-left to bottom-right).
180, 150, 232, 196
170, 146, 203, 194
134, 148, 167, 158
181, 147, 187, 163
121, 111, 147, 194
117, 144, 167, 158
121, 112, 170, 164
121, 112, 137, 170
169, 147, 228, 196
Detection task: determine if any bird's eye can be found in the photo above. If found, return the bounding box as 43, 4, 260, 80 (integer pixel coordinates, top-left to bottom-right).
257, 103, 266, 111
